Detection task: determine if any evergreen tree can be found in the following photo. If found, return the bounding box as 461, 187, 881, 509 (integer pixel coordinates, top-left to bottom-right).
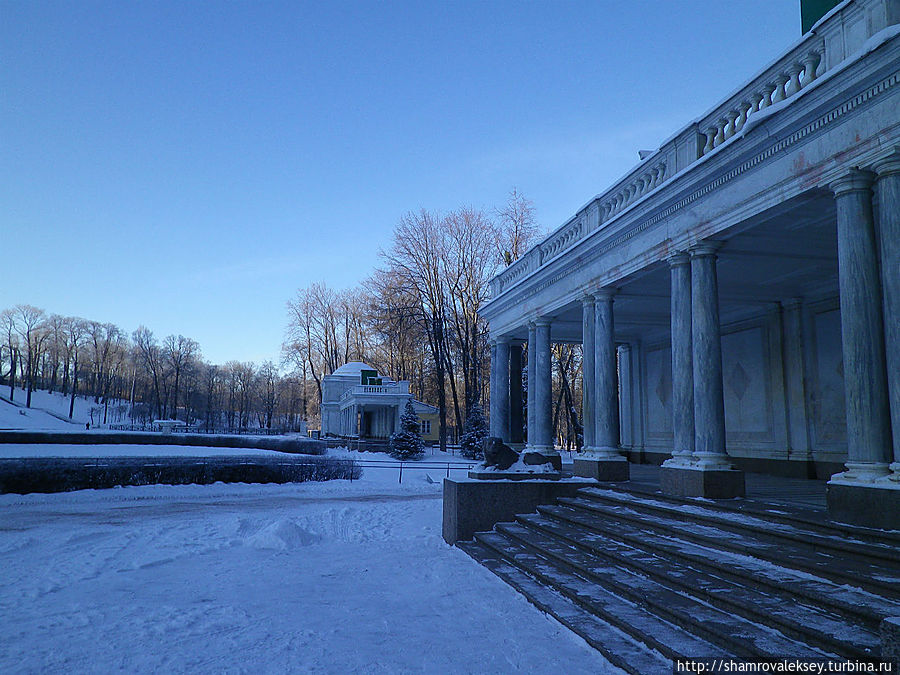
459, 401, 489, 460
389, 398, 425, 460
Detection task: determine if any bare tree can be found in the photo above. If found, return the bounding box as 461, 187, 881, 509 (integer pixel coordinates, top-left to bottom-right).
163, 334, 200, 422
381, 209, 452, 452
65, 317, 88, 419
13, 305, 49, 408
495, 188, 540, 266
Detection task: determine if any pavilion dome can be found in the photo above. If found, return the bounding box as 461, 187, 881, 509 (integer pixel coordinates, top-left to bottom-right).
331, 361, 377, 377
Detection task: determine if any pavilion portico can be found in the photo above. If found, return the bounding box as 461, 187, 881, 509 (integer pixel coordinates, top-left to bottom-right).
483, 0, 900, 528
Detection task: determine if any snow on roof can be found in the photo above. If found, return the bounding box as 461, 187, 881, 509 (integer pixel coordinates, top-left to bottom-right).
331, 361, 376, 376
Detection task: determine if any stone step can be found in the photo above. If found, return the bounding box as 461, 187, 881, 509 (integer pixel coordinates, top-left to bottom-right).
590, 483, 900, 550
555, 495, 899, 599
510, 513, 881, 660
472, 531, 732, 664
492, 521, 835, 661
537, 502, 900, 630
576, 486, 900, 566
456, 539, 671, 675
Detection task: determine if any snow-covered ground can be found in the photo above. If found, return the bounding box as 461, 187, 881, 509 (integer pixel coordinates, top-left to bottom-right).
0, 388, 108, 430
0, 447, 617, 673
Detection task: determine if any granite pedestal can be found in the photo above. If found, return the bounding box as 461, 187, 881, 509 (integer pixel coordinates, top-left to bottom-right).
826, 481, 900, 530
442, 477, 586, 544
573, 457, 629, 481
660, 465, 746, 499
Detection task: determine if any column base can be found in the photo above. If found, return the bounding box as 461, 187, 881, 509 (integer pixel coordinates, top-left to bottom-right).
826, 480, 900, 530
660, 465, 745, 499
573, 456, 629, 481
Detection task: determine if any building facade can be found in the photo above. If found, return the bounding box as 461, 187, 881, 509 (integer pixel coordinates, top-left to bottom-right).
320, 362, 439, 442
483, 0, 900, 527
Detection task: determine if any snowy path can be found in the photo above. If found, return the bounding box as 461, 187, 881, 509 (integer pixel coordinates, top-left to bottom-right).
0, 470, 618, 673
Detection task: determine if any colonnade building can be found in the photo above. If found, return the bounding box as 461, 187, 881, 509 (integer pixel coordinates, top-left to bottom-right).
483, 0, 900, 528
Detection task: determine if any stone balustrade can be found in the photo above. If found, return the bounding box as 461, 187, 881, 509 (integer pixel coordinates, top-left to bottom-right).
492, 9, 838, 300
698, 36, 825, 157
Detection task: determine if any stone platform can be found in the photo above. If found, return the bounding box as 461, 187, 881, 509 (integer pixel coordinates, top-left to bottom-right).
442, 477, 586, 544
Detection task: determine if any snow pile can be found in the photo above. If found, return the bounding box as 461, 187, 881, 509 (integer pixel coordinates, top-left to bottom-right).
0, 465, 617, 673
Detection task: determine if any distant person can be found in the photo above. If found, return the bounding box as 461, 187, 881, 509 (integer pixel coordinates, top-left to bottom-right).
85, 423, 90, 430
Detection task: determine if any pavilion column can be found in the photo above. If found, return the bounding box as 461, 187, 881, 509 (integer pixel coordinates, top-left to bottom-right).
691, 243, 731, 468
526, 322, 536, 446
618, 344, 634, 451
664, 251, 695, 467
528, 318, 554, 455
872, 153, 900, 481
575, 289, 629, 480
661, 242, 744, 498
509, 343, 524, 446
489, 340, 499, 437
830, 171, 893, 480
581, 294, 596, 451
492, 338, 511, 442
826, 169, 898, 529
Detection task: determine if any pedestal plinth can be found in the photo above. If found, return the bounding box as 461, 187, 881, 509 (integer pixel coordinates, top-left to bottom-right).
826, 481, 900, 529
660, 465, 745, 499
573, 456, 629, 481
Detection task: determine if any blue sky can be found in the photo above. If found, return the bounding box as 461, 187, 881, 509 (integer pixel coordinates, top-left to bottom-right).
3, 0, 799, 365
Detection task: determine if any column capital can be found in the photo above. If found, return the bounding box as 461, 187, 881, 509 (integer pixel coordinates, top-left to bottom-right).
580, 291, 597, 306
831, 169, 875, 196
592, 287, 618, 302
872, 149, 900, 178
781, 297, 804, 311
689, 240, 723, 258
492, 335, 511, 345
667, 251, 691, 267
534, 316, 553, 327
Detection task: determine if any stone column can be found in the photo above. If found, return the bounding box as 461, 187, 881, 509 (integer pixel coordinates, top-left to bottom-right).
691, 243, 730, 469
873, 153, 900, 481
489, 340, 500, 437
830, 171, 892, 481
781, 299, 813, 465
593, 289, 620, 455
581, 295, 596, 451
495, 338, 511, 442
575, 289, 629, 480
664, 252, 695, 467
662, 242, 744, 498
529, 318, 554, 455
509, 343, 524, 446
826, 169, 897, 529
619, 344, 634, 450
526, 322, 536, 446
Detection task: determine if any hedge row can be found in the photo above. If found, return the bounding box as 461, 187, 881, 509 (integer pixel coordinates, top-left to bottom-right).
0, 431, 326, 454
0, 455, 361, 494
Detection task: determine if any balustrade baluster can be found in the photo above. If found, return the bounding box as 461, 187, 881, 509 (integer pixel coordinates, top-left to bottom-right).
736, 102, 751, 131
761, 83, 775, 108
703, 127, 717, 155
714, 118, 727, 146
724, 111, 738, 139
772, 74, 789, 103
802, 50, 821, 85
749, 92, 763, 115
786, 63, 803, 96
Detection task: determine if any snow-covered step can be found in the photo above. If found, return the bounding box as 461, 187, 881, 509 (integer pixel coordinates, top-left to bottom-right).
588, 484, 900, 550
576, 486, 900, 566
456, 539, 671, 675
512, 512, 881, 660
554, 496, 899, 599
492, 521, 833, 661
537, 503, 900, 629
472, 531, 731, 664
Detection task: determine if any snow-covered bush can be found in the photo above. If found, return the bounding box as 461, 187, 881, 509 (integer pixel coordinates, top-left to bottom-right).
459, 402, 489, 460
389, 399, 425, 460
